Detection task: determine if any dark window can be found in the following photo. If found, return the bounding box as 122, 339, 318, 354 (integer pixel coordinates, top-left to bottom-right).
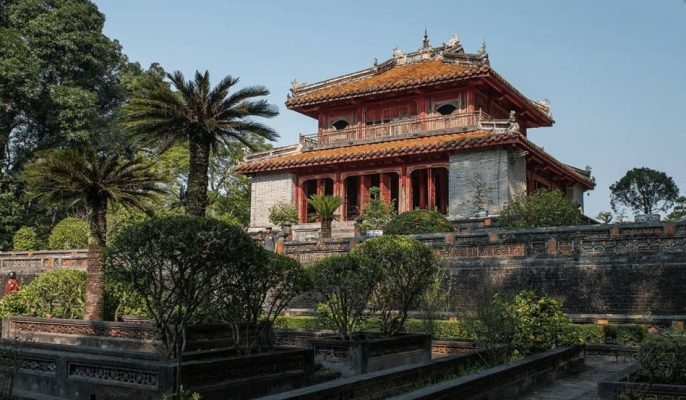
436, 104, 457, 116
332, 119, 349, 130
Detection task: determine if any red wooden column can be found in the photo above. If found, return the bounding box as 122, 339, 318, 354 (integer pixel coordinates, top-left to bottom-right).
358, 175, 371, 213
418, 170, 427, 209
316, 178, 325, 196
380, 173, 392, 203
427, 168, 436, 211
296, 179, 307, 223
334, 172, 345, 220
399, 166, 412, 212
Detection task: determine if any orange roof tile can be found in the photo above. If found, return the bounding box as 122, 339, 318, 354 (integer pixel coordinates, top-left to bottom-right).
287, 60, 487, 107
237, 130, 594, 189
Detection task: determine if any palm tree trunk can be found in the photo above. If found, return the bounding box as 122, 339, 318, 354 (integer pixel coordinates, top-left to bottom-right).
186, 137, 211, 216
84, 201, 107, 321
321, 218, 332, 239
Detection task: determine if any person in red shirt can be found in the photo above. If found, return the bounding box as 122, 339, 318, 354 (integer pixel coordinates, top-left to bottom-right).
3, 271, 20, 296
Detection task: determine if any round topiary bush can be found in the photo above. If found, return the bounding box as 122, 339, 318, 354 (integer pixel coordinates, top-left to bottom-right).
0, 269, 87, 319
48, 217, 89, 250
12, 227, 39, 251
383, 209, 454, 235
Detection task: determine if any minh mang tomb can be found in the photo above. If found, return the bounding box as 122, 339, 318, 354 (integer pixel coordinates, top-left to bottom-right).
237, 34, 595, 234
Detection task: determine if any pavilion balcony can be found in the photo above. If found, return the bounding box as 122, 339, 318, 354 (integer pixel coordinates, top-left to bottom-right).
299, 110, 515, 149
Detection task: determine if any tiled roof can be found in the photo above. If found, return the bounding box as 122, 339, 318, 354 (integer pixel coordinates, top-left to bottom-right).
236, 130, 593, 189
287, 60, 487, 107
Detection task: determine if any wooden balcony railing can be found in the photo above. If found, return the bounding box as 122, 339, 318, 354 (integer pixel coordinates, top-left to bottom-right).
299, 111, 513, 149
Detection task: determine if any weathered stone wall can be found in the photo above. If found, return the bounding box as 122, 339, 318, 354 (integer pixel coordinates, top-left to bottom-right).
249, 172, 295, 228
284, 222, 686, 316
0, 250, 88, 297
448, 147, 525, 218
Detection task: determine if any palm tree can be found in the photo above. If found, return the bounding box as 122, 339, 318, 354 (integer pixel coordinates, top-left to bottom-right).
308, 195, 342, 239
122, 70, 278, 216
24, 148, 166, 320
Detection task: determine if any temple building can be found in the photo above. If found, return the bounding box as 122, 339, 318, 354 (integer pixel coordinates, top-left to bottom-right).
237, 34, 594, 234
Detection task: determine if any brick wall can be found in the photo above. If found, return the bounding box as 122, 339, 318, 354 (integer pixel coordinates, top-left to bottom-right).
249, 172, 295, 228
448, 147, 525, 219
284, 222, 686, 316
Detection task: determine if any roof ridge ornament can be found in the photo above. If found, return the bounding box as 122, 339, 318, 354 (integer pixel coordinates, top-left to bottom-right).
392, 47, 406, 65
422, 29, 431, 50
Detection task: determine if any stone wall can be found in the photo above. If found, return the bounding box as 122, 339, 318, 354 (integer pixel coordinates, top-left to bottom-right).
283, 222, 686, 316
0, 249, 88, 296
448, 147, 525, 218
250, 172, 295, 228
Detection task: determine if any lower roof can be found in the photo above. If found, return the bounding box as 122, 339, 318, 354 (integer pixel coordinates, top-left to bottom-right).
236, 130, 594, 189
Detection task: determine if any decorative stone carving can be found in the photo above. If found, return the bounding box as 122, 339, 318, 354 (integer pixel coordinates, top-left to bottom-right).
20, 358, 57, 374
392, 47, 406, 64
507, 110, 520, 133
446, 35, 460, 48
69, 363, 159, 388
290, 79, 306, 92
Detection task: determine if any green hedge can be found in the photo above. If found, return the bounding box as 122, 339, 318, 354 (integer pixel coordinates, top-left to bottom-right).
274, 316, 648, 345
48, 217, 89, 250
383, 210, 454, 235
12, 227, 39, 251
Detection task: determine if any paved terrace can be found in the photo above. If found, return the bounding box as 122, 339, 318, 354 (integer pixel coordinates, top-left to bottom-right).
520, 356, 635, 400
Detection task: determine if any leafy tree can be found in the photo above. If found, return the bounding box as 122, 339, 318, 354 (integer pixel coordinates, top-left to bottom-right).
11, 226, 38, 251
610, 167, 679, 215
596, 211, 613, 224
0, 0, 125, 175
24, 147, 166, 320
123, 70, 279, 216
499, 189, 582, 228
310, 255, 381, 340
359, 187, 396, 233
48, 217, 89, 250
352, 235, 440, 336
307, 194, 342, 239
667, 196, 686, 221
383, 209, 454, 235
268, 201, 299, 227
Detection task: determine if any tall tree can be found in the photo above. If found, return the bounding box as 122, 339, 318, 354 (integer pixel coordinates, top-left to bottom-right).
24, 147, 166, 320
610, 168, 679, 216
123, 70, 279, 216
0, 0, 125, 175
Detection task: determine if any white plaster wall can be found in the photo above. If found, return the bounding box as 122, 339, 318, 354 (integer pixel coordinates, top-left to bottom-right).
249, 173, 295, 228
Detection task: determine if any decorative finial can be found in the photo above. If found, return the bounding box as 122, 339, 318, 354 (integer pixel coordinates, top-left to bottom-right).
290, 79, 306, 92
446, 35, 460, 48
373, 58, 379, 71
480, 39, 487, 54
422, 28, 430, 49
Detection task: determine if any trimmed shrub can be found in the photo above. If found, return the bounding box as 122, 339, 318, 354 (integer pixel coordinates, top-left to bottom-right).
637, 334, 686, 384
12, 227, 39, 251
0, 270, 87, 319
268, 201, 299, 226
105, 216, 265, 357
499, 189, 583, 228
309, 254, 381, 340
602, 324, 648, 346
383, 209, 454, 235
48, 217, 89, 250
467, 291, 575, 356
352, 235, 440, 335
359, 187, 396, 233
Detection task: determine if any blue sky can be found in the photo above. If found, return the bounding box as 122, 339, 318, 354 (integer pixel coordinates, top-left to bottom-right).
94, 0, 686, 219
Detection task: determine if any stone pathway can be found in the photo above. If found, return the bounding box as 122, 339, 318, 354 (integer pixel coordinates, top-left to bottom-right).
519, 356, 635, 400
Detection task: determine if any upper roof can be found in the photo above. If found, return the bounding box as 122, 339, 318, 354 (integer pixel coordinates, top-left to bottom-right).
286, 34, 553, 126
236, 130, 594, 189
